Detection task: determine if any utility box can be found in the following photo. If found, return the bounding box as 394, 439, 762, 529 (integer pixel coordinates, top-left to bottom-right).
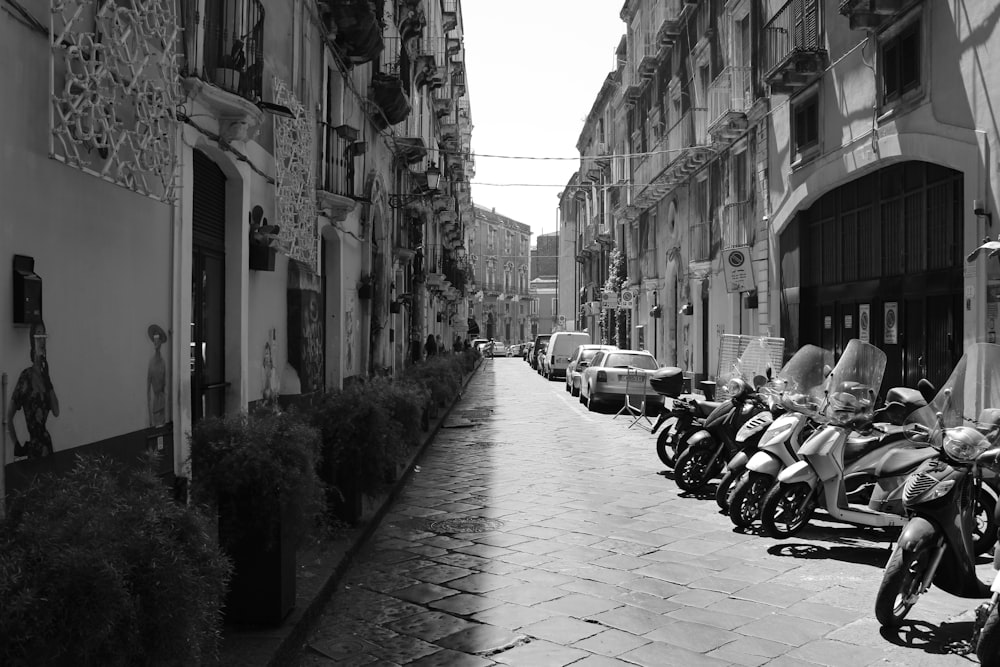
13, 254, 42, 324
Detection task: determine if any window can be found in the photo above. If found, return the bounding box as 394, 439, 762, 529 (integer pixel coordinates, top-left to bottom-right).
791, 90, 819, 163
881, 19, 920, 103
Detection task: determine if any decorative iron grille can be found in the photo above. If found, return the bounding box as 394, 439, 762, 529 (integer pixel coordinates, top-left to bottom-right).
273, 77, 318, 272
50, 0, 182, 201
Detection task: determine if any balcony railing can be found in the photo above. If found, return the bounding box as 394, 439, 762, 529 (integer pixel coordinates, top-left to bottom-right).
708, 66, 752, 131
654, 0, 684, 47
722, 200, 754, 250
318, 121, 356, 197
180, 0, 265, 102
689, 222, 711, 263
371, 35, 411, 128
762, 0, 826, 88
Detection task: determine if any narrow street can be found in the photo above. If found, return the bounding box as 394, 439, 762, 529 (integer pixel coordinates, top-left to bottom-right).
295, 359, 983, 667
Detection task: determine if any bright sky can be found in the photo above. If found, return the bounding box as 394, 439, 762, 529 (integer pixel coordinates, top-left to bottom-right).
461, 1, 626, 242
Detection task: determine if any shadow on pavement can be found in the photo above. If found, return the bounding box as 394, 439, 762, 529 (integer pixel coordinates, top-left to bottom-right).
879, 618, 976, 657
765, 542, 890, 568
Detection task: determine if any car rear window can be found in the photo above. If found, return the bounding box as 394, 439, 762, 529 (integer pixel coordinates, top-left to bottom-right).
581, 349, 602, 362
605, 353, 657, 370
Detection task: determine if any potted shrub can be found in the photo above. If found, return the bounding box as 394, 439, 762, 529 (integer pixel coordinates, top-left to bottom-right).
189, 411, 326, 627
310, 380, 409, 523
0, 454, 232, 665
215, 38, 247, 92
248, 205, 279, 271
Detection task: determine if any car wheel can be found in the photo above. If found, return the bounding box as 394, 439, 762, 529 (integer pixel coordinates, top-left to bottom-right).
571, 383, 579, 397
579, 391, 586, 405
587, 393, 599, 412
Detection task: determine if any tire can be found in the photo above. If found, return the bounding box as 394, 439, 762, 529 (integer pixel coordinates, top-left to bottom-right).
655, 422, 696, 468
675, 447, 719, 493
715, 467, 741, 512
579, 390, 586, 405
974, 489, 998, 557
729, 472, 773, 529
571, 383, 580, 397
874, 542, 932, 628
977, 601, 1000, 667
587, 393, 600, 412
760, 481, 817, 538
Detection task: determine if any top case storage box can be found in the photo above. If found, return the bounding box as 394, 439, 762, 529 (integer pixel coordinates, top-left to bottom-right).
650, 367, 685, 398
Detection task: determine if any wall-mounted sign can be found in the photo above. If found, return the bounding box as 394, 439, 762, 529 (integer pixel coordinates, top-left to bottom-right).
884, 302, 898, 344
722, 247, 755, 293
859, 304, 870, 343
824, 316, 832, 330
844, 314, 853, 329
620, 290, 636, 308
601, 291, 618, 309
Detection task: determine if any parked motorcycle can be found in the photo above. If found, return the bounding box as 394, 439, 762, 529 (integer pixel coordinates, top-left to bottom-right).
758, 339, 928, 538
974, 533, 1000, 666
673, 337, 780, 493
649, 367, 718, 468
874, 342, 1000, 628
725, 344, 832, 527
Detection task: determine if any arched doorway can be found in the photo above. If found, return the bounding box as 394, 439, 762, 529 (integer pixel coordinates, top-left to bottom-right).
782, 161, 963, 389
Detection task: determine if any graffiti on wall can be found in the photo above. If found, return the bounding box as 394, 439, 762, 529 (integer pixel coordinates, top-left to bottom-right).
7, 321, 60, 459
146, 324, 169, 427
345, 295, 355, 374
262, 329, 280, 411
287, 262, 324, 393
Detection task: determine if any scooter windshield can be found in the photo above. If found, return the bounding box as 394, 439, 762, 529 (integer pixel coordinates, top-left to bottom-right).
822, 339, 887, 425
764, 345, 833, 415
718, 336, 785, 398
907, 343, 1000, 431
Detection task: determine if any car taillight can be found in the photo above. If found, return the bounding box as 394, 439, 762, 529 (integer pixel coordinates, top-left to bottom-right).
597, 370, 607, 382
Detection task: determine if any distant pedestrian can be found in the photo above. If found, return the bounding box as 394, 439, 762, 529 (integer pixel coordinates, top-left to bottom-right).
436, 335, 444, 355
453, 336, 462, 353
424, 334, 438, 357
464, 338, 471, 351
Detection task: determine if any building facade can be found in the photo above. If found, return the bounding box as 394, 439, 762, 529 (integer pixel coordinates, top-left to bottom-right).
2, 0, 475, 499
466, 205, 531, 344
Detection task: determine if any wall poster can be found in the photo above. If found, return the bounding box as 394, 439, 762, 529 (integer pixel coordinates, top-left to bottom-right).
884, 302, 898, 344
858, 304, 870, 343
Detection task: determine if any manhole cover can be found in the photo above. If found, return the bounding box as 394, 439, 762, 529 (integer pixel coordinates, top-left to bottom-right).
428, 517, 505, 534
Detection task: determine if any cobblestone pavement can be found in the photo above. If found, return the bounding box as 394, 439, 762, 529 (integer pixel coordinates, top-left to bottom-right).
294, 359, 991, 666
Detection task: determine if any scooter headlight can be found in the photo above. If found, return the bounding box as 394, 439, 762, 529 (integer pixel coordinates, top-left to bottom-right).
924, 479, 955, 500
943, 426, 990, 463
726, 378, 751, 399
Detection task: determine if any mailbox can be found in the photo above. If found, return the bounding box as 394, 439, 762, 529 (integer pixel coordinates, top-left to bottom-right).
13, 255, 42, 324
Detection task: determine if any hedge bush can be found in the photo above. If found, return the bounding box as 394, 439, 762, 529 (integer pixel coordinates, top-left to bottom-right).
0, 455, 231, 667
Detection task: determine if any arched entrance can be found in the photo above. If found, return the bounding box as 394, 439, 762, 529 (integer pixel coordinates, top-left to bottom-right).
781, 160, 963, 389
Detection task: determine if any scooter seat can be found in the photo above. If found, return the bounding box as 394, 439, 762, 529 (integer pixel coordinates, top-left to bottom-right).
875, 445, 937, 477
844, 434, 883, 464
693, 400, 724, 417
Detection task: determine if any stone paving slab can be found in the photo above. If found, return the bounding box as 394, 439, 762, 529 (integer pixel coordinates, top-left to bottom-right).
289, 360, 988, 666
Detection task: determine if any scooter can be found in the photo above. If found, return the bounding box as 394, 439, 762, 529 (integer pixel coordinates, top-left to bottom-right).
725, 344, 832, 526
673, 337, 780, 494
758, 339, 923, 538
974, 525, 1000, 666
649, 366, 719, 468
874, 342, 1000, 629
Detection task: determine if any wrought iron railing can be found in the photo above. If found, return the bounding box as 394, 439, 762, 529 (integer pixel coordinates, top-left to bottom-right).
762, 0, 823, 78
689, 222, 711, 262
722, 201, 754, 249
708, 67, 752, 128
318, 121, 355, 197
180, 0, 265, 102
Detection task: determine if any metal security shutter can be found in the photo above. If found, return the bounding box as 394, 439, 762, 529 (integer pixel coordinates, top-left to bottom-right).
193, 150, 226, 251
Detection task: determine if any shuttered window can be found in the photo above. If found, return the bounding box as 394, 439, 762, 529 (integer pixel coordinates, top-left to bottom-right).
193, 150, 226, 251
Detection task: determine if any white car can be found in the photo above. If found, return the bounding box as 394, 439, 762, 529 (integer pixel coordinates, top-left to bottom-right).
565, 344, 618, 396
579, 349, 662, 412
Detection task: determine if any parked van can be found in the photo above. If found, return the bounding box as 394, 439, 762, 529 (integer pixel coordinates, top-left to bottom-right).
542, 331, 592, 380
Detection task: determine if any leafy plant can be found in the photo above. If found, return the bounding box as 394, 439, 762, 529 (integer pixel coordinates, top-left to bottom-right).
0, 455, 231, 666
248, 205, 281, 248
189, 411, 327, 550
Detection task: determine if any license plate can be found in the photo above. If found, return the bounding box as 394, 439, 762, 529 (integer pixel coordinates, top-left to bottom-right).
991, 570, 1000, 594
618, 374, 629, 381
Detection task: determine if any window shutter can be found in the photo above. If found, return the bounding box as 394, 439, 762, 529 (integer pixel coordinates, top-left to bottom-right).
193, 150, 227, 251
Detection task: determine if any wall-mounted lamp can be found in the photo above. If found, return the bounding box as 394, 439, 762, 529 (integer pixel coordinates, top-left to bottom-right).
388, 162, 442, 208
257, 101, 295, 118
974, 199, 993, 227
679, 302, 693, 316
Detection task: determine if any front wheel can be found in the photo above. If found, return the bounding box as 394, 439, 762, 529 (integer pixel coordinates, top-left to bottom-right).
977, 600, 1000, 667
760, 482, 817, 538
974, 489, 998, 557
655, 425, 677, 467
715, 468, 742, 512
675, 447, 720, 493
875, 543, 932, 628
729, 472, 773, 529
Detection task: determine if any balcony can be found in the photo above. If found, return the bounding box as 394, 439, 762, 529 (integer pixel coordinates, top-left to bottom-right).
442, 0, 458, 31
722, 200, 755, 250
839, 0, 907, 31
707, 66, 751, 141
655, 0, 684, 52
318, 121, 358, 199
638, 32, 658, 79
629, 108, 712, 213
180, 0, 265, 103
318, 0, 383, 65
689, 222, 711, 265
622, 65, 643, 104
763, 0, 828, 93
371, 36, 411, 130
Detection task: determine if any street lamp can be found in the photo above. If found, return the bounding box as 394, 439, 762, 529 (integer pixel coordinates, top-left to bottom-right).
388, 163, 442, 208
